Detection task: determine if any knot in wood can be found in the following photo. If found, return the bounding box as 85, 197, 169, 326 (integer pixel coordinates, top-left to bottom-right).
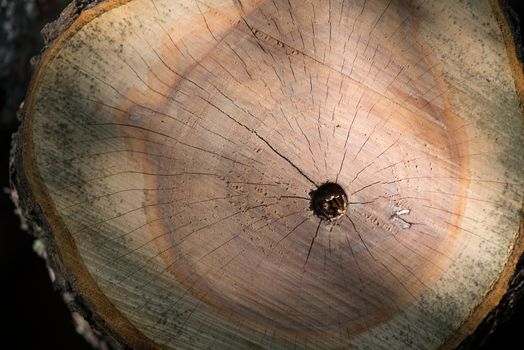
310, 183, 348, 221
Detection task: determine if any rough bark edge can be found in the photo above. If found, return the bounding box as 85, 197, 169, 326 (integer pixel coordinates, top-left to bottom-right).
8, 1, 524, 350
41, 1, 100, 45
10, 1, 130, 350
456, 1, 524, 348
10, 135, 122, 350
12, 2, 165, 346
29, 1, 107, 68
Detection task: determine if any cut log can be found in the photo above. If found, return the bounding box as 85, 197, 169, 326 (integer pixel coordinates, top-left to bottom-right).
11, 0, 524, 349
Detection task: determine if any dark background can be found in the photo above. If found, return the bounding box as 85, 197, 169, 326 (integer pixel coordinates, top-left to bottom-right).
0, 1, 522, 349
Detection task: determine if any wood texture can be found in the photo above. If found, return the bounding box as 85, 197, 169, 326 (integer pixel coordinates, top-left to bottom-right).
12, 0, 524, 349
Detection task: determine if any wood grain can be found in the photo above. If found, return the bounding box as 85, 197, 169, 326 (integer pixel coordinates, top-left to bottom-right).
14, 0, 524, 349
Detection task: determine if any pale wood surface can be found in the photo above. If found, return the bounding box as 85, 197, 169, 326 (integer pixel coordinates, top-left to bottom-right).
17, 0, 524, 349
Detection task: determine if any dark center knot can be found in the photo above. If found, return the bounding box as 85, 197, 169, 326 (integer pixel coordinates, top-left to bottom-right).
310, 183, 348, 221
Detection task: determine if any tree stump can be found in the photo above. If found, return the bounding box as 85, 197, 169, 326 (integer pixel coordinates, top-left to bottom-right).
11, 0, 524, 349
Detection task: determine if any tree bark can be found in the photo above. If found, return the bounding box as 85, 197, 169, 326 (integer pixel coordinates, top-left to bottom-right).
11, 1, 524, 349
